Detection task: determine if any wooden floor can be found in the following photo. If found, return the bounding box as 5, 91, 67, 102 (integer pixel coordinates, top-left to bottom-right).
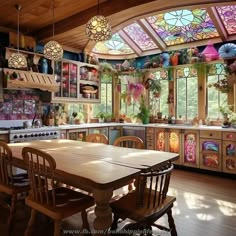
0, 169, 236, 235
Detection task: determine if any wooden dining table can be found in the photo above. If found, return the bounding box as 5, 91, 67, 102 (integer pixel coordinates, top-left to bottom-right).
9, 139, 179, 232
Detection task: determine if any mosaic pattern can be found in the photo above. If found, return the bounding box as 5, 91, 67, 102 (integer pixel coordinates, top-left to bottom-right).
207, 63, 226, 75
176, 66, 198, 78
92, 33, 134, 55
146, 9, 219, 46
216, 5, 236, 35
123, 22, 157, 51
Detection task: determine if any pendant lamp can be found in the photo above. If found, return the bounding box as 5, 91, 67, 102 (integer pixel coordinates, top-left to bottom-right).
86, 0, 112, 41
44, 0, 63, 61
8, 5, 27, 69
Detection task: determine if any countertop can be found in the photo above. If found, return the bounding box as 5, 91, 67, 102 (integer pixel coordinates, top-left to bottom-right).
0, 122, 236, 133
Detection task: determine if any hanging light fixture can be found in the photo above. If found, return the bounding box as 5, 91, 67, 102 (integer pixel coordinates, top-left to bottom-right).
86, 0, 112, 42
44, 0, 63, 61
8, 5, 27, 69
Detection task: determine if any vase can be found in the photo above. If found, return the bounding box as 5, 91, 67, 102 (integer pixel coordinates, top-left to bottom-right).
142, 116, 149, 124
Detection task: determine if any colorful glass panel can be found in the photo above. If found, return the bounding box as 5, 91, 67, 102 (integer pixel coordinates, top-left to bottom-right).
203, 154, 219, 168
156, 130, 165, 151
184, 133, 197, 164
202, 141, 219, 152
169, 131, 179, 153
123, 23, 158, 51
226, 143, 235, 156
92, 33, 134, 55
216, 5, 236, 35
226, 159, 235, 170
147, 9, 219, 46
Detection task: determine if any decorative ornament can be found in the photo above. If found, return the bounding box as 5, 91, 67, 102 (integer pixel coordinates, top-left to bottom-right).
218, 43, 236, 59
8, 5, 27, 69
86, 0, 112, 41
43, 0, 63, 61
201, 40, 219, 61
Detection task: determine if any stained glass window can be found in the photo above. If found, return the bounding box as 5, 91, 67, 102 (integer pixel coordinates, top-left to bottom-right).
92, 33, 134, 55
216, 5, 236, 35
146, 9, 219, 46
123, 23, 158, 51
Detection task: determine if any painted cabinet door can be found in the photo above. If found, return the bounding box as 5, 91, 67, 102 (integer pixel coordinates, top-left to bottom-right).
183, 130, 199, 168
155, 128, 166, 152
168, 129, 182, 165
222, 131, 236, 174
199, 138, 222, 171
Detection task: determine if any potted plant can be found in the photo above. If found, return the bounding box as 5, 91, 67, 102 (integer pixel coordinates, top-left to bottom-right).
136, 95, 151, 124
149, 79, 162, 98
96, 112, 106, 123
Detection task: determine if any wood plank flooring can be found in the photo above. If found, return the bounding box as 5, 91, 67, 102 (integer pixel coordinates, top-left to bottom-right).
0, 169, 236, 235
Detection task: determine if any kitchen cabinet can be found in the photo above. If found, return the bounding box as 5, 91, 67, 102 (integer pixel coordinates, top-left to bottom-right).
199, 130, 222, 172
182, 130, 199, 168
52, 60, 100, 103
108, 126, 121, 145
0, 134, 9, 143
155, 128, 182, 165
88, 127, 109, 138
222, 132, 236, 174
146, 127, 155, 150
122, 126, 146, 147
67, 128, 88, 141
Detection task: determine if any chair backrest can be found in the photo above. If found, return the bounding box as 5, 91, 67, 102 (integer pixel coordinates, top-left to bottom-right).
113, 136, 144, 149
86, 133, 109, 144
136, 163, 174, 209
0, 141, 13, 186
22, 147, 57, 207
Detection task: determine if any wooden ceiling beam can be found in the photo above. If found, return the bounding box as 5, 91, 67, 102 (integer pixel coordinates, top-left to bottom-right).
207, 7, 228, 41
118, 30, 142, 56
33, 0, 157, 40
138, 19, 166, 51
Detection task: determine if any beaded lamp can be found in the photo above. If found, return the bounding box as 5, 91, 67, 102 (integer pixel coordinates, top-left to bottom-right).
44, 0, 63, 61
8, 5, 27, 69
86, 0, 112, 41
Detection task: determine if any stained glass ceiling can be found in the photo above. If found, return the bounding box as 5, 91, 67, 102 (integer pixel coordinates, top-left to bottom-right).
92, 4, 236, 59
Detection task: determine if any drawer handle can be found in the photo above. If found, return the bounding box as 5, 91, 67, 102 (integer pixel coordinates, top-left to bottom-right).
209, 133, 213, 137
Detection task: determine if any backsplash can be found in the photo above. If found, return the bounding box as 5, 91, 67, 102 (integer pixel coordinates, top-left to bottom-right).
0, 90, 40, 120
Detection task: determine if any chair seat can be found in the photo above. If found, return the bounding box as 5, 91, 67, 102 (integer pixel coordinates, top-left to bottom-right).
110, 190, 176, 222
25, 187, 94, 220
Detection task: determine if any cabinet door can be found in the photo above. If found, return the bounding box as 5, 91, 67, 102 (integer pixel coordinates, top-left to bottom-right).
155, 128, 166, 152
199, 138, 222, 171
67, 129, 88, 141
69, 63, 78, 98
222, 141, 236, 174
183, 130, 199, 168
146, 128, 155, 150
168, 129, 182, 165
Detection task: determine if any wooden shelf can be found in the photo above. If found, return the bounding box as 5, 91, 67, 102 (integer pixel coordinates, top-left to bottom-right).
3, 68, 59, 92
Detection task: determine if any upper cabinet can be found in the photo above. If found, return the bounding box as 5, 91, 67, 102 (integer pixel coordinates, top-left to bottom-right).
52, 60, 100, 103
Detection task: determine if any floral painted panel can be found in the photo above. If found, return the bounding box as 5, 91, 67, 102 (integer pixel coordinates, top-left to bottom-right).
123, 23, 158, 51
147, 9, 219, 46
92, 33, 134, 55
216, 5, 236, 35
184, 133, 197, 164
156, 130, 166, 151
169, 131, 179, 153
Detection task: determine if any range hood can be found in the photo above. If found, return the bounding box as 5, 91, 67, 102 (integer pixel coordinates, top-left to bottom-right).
3, 68, 59, 92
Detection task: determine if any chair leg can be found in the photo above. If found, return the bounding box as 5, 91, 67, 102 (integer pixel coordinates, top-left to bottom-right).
110, 214, 119, 231
24, 209, 37, 236
81, 209, 90, 231
167, 208, 177, 236
7, 194, 17, 236
54, 220, 61, 236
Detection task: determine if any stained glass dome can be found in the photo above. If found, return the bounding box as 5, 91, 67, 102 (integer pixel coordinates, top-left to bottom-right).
92, 4, 236, 58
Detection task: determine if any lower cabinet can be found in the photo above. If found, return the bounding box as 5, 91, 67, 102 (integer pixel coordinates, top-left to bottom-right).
199, 131, 222, 172
67, 128, 88, 141
146, 127, 155, 150
182, 130, 199, 168
222, 132, 236, 174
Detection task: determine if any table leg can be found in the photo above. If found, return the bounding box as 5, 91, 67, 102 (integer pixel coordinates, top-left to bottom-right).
93, 188, 113, 233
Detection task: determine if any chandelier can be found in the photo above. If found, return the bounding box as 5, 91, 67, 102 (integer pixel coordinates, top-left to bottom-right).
8, 5, 27, 69
44, 0, 63, 61
86, 0, 112, 42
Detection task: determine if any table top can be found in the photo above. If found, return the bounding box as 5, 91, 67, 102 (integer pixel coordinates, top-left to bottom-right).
9, 139, 179, 190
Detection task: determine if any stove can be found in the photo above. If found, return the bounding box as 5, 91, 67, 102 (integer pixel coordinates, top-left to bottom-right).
9, 126, 60, 143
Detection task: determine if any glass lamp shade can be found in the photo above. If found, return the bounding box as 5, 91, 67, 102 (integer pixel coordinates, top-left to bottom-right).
86, 15, 112, 41
8, 52, 27, 69
44, 40, 63, 61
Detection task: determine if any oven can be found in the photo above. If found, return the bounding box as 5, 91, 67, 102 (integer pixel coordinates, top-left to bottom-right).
9, 127, 61, 143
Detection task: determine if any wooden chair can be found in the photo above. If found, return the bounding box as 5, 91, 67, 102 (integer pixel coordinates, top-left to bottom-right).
113, 136, 144, 192
0, 141, 30, 236
86, 133, 109, 144
113, 136, 144, 149
110, 163, 177, 236
22, 146, 94, 236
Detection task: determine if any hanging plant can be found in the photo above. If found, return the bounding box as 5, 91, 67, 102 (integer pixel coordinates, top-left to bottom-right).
208, 77, 232, 93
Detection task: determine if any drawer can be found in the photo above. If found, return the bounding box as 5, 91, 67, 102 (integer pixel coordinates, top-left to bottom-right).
146, 127, 154, 134
200, 130, 221, 139
222, 132, 236, 141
